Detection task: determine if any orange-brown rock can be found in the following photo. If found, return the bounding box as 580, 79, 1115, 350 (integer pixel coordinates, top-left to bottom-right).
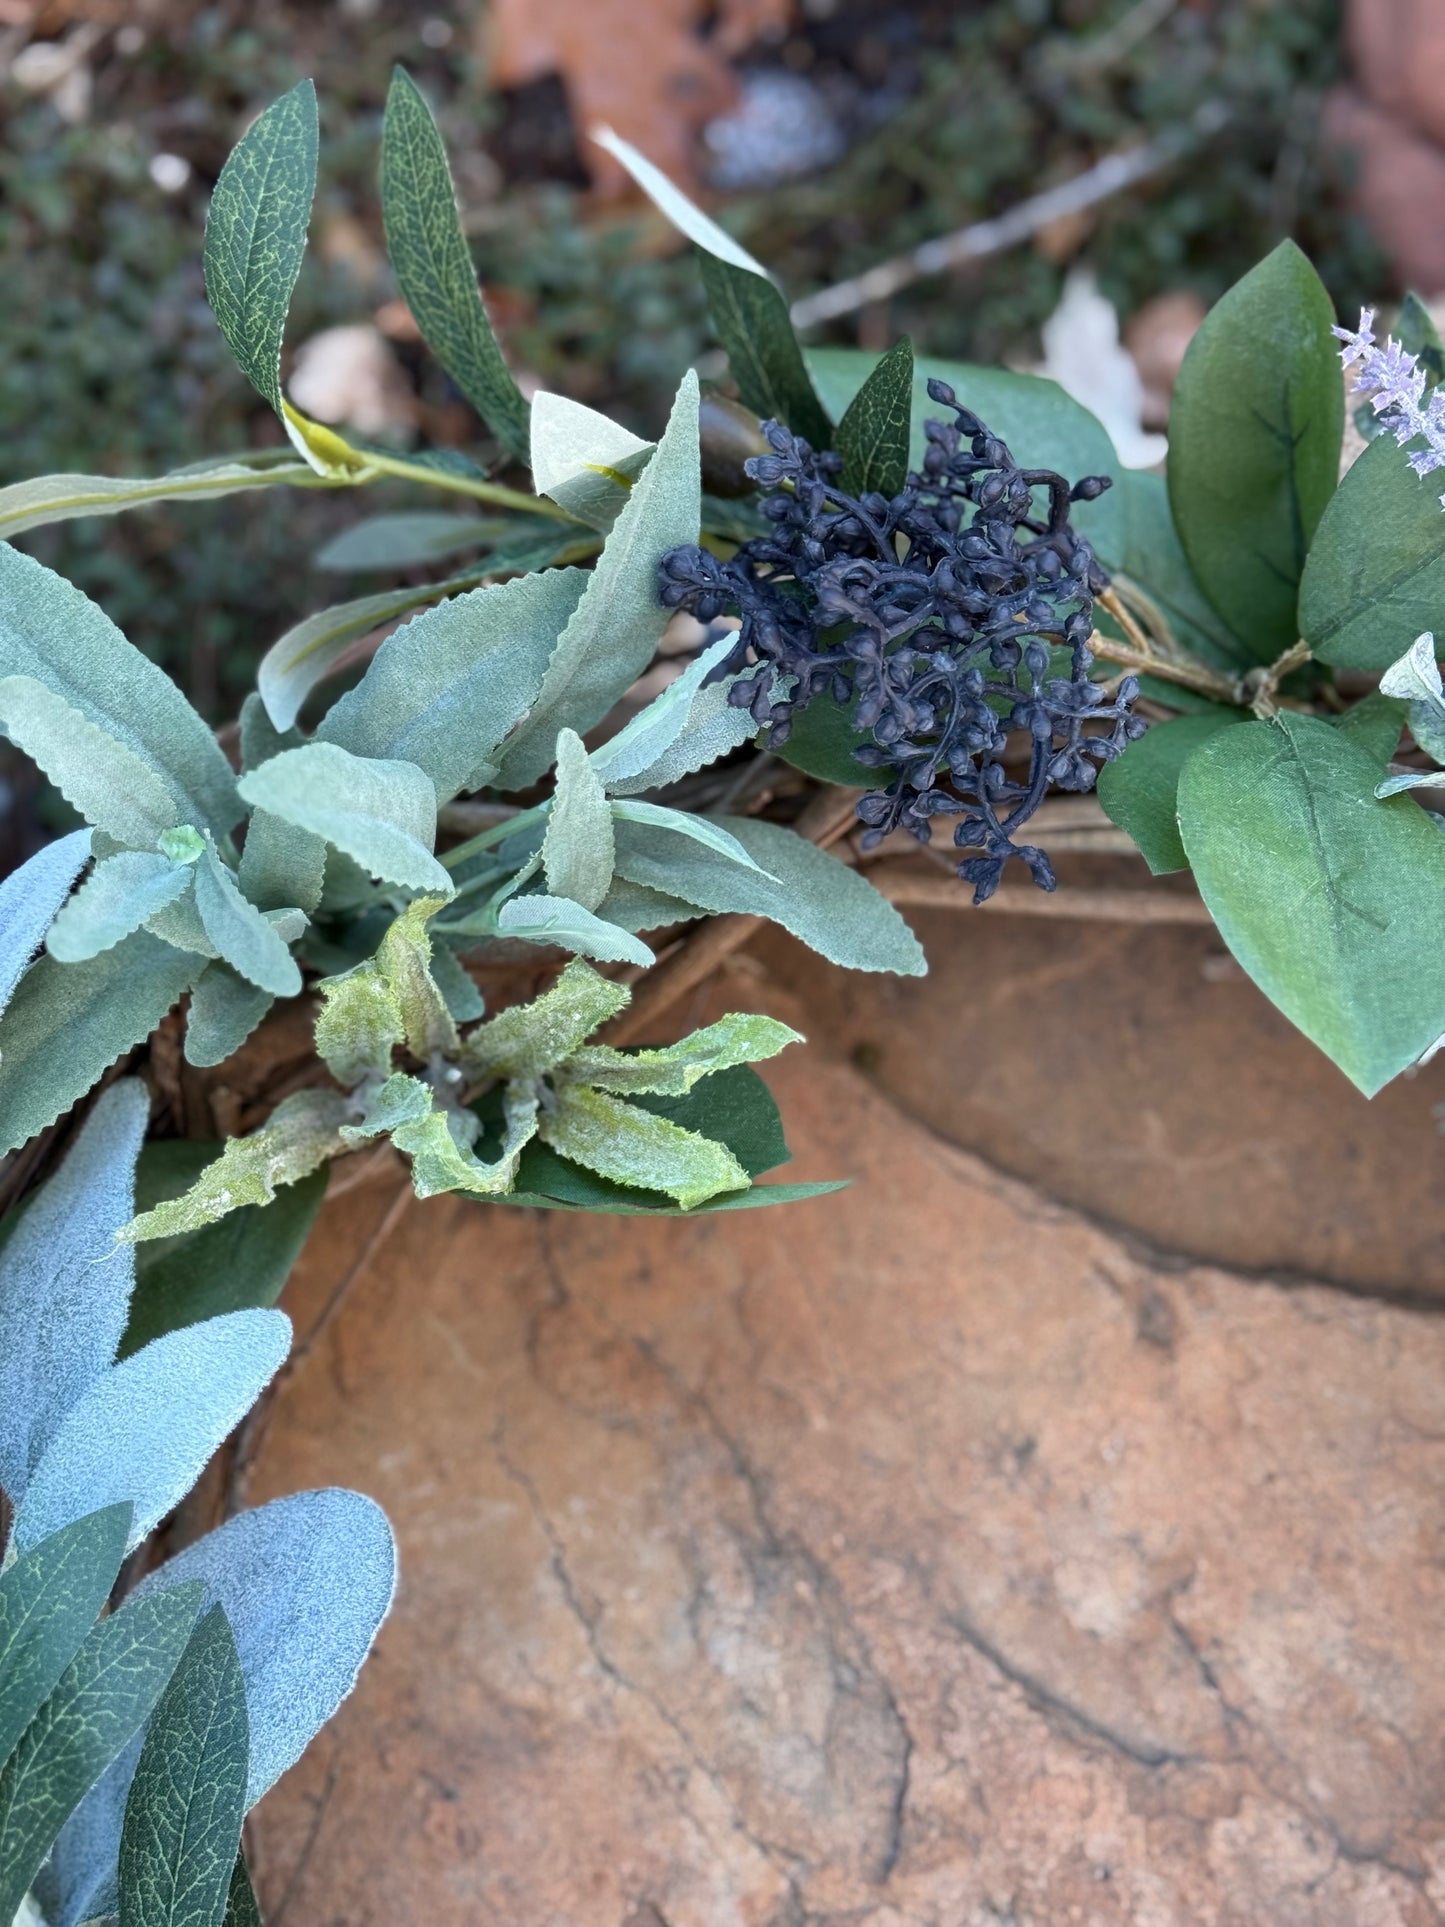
1326, 82, 1445, 294
246, 960, 1445, 1925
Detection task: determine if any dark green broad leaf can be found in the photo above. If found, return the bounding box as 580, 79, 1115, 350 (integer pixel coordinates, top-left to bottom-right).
119, 1605, 249, 1927
807, 348, 1124, 566
1332, 690, 1405, 767
0, 1506, 132, 1769
1167, 241, 1342, 661
120, 1145, 327, 1357
1177, 711, 1445, 1095
1115, 470, 1253, 674
380, 68, 530, 458
0, 1582, 203, 1925
1096, 708, 1246, 874
836, 338, 913, 500
483, 1064, 843, 1215
202, 79, 319, 415
0, 934, 202, 1157
772, 691, 884, 788
1299, 434, 1445, 670
595, 129, 831, 449
222, 1854, 263, 1927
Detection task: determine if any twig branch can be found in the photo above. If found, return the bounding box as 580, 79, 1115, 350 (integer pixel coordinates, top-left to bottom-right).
868, 863, 1212, 923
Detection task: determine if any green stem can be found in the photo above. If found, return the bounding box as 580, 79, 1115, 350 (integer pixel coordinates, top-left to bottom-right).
440, 801, 548, 871
361, 450, 582, 524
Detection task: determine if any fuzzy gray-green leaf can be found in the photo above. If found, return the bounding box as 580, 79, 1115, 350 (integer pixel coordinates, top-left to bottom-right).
543, 729, 615, 911
193, 849, 301, 998
529, 391, 652, 531
44, 854, 189, 965
185, 965, 274, 1069
203, 80, 318, 414
0, 678, 186, 852
539, 1084, 750, 1209
238, 743, 453, 896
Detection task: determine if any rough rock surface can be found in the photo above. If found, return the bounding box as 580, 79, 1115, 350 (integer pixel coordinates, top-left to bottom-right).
248, 972, 1445, 1926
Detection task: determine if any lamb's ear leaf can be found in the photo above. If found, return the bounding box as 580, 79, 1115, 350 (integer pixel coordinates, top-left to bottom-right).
529, 391, 653, 531
544, 729, 615, 911
836, 336, 913, 499
0, 545, 239, 836
46, 853, 192, 965
381, 66, 530, 457
492, 894, 655, 967
0, 1582, 204, 1927
193, 847, 302, 998
130, 1490, 397, 1807
612, 814, 926, 975
0, 1081, 148, 1506
11, 1311, 291, 1556
461, 956, 629, 1081
608, 798, 773, 876
388, 1086, 538, 1199
0, 936, 200, 1158
0, 455, 317, 541
118, 1605, 249, 1927
238, 743, 454, 896
490, 371, 702, 789
0, 1506, 134, 1769
203, 78, 318, 417
0, 677, 183, 851
184, 963, 275, 1069
589, 632, 738, 789
0, 829, 91, 1019
119, 1090, 354, 1241
562, 1012, 802, 1096
121, 1150, 326, 1356
538, 1083, 750, 1209
317, 565, 589, 804
1168, 241, 1341, 660
593, 128, 830, 447
1177, 711, 1445, 1094
1095, 709, 1246, 874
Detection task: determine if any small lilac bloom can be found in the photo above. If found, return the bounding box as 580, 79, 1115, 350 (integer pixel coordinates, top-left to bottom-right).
1336, 308, 1445, 501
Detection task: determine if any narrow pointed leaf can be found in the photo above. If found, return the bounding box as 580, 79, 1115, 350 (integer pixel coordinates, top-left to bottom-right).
563, 1012, 802, 1095
0, 829, 91, 1019
118, 1605, 249, 1927
493, 893, 654, 966
185, 965, 274, 1069
203, 80, 318, 415
588, 633, 739, 789
238, 743, 453, 895
0, 678, 184, 850
0, 458, 319, 541
381, 67, 530, 455
543, 728, 615, 910
47, 854, 191, 964
0, 1583, 204, 1927
607, 798, 773, 875
193, 848, 301, 998
0, 1507, 133, 1770
835, 336, 913, 498
315, 511, 494, 572
222, 1855, 262, 1927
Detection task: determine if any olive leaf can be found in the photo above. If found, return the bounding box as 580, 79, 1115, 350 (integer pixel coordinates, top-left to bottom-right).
0, 455, 318, 542
835, 336, 913, 499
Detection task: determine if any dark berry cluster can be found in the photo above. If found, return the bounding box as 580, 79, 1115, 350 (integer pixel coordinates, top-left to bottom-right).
659, 379, 1146, 901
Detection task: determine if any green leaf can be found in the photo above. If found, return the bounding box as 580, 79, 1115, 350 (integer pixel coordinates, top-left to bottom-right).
612, 814, 926, 975
807, 349, 1123, 565
237, 810, 326, 919
315, 512, 495, 572
528, 391, 653, 532
145, 882, 219, 961
1177, 711, 1445, 1094
1332, 689, 1407, 767
238, 743, 453, 896
594, 129, 831, 449
0, 1507, 132, 1770
375, 895, 458, 1060
1378, 631, 1445, 763
184, 965, 274, 1069
1167, 242, 1342, 659
0, 456, 320, 541
1096, 709, 1245, 873
429, 944, 485, 1021
318, 566, 589, 803
0, 545, 239, 838
119, 1605, 249, 1927
121, 1150, 326, 1356
45, 853, 189, 964
202, 79, 318, 416
192, 849, 301, 998
835, 337, 913, 499
380, 67, 530, 457
542, 728, 615, 911
1397, 290, 1445, 388
491, 371, 702, 789
538, 1083, 749, 1209
608, 798, 773, 875
1115, 469, 1254, 674
492, 893, 655, 966
0, 935, 201, 1157
563, 1011, 801, 1095
771, 692, 881, 787
315, 966, 403, 1087
0, 1582, 204, 1927
390, 1086, 538, 1199
120, 1090, 354, 1240
0, 677, 187, 852
0, 831, 91, 1023
588, 633, 737, 790
222, 1855, 262, 1927
461, 956, 628, 1080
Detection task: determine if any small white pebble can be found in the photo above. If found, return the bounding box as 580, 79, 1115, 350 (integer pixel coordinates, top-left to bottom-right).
148, 152, 192, 194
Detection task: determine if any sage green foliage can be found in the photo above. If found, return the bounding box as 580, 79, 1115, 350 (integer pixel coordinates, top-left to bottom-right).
0, 1583, 205, 1926
0, 1508, 132, 1768
237, 742, 453, 896
1178, 715, 1445, 1095
594, 128, 831, 449
380, 67, 530, 459
46, 854, 192, 965
543, 729, 616, 912
1167, 242, 1343, 659
1097, 710, 1245, 875
529, 391, 654, 531
201, 79, 318, 416
0, 457, 319, 543
835, 338, 914, 500
118, 1606, 249, 1927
